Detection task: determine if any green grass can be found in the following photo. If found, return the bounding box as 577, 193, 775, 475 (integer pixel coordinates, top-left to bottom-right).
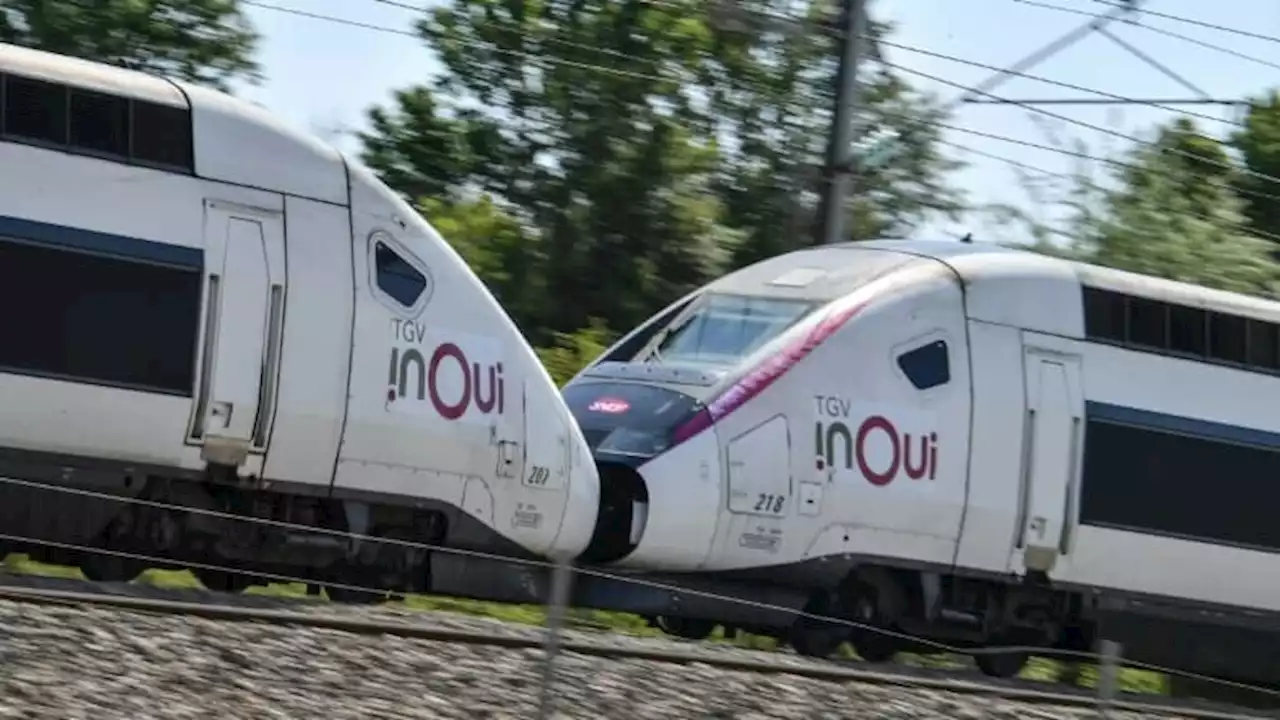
1, 553, 1168, 695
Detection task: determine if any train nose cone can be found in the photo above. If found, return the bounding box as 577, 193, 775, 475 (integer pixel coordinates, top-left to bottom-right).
549, 424, 602, 558
609, 425, 722, 571
575, 421, 722, 571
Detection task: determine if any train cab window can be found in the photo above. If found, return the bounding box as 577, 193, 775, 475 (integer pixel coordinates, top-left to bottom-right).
650, 294, 812, 367
373, 240, 428, 309
897, 340, 950, 390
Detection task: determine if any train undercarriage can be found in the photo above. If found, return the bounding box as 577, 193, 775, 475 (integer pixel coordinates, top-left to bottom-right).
626, 562, 1280, 710
640, 565, 1091, 679
0, 449, 456, 602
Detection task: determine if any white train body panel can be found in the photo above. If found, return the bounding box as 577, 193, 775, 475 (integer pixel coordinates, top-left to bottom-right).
567, 238, 1280, 629
0, 42, 597, 570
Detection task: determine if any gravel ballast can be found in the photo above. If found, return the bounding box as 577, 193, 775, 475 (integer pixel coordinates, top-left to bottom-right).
0, 598, 1198, 719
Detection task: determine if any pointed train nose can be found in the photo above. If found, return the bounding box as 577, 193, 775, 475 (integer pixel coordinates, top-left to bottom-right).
560, 377, 723, 570
599, 424, 722, 570
548, 421, 602, 558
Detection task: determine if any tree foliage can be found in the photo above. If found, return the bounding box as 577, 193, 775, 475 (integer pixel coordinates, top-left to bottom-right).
1233, 91, 1280, 244
1021, 118, 1280, 297
358, 0, 963, 343
0, 0, 260, 90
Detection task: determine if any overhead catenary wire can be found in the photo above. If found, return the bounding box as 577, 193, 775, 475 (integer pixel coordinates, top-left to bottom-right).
245, 0, 1280, 236
241, 0, 667, 81
241, 0, 1280, 269
250, 0, 1280, 192
631, 0, 1280, 192
933, 135, 1280, 246
915, 115, 1280, 208
1086, 0, 1280, 47
878, 58, 1280, 190
1013, 0, 1280, 73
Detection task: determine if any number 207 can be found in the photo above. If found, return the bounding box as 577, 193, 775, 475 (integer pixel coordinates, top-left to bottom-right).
526, 465, 551, 487
754, 493, 785, 514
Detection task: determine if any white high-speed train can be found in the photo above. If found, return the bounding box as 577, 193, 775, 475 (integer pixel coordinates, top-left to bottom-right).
564, 239, 1280, 686
0, 43, 598, 599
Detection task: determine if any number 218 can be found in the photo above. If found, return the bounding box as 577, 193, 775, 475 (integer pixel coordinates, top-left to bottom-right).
754, 493, 784, 514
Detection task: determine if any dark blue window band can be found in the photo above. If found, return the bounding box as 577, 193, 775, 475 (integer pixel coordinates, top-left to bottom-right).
1086, 401, 1280, 451
0, 215, 202, 271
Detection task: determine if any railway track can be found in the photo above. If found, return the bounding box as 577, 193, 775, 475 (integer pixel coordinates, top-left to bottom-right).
0, 573, 1274, 720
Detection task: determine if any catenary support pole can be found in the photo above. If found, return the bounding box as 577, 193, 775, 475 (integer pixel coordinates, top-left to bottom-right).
535, 556, 576, 720
1096, 639, 1122, 719
815, 0, 868, 246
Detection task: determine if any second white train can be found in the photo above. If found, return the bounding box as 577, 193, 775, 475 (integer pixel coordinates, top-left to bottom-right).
563, 238, 1280, 687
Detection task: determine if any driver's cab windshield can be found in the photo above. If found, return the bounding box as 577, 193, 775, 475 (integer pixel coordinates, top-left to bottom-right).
645, 293, 814, 367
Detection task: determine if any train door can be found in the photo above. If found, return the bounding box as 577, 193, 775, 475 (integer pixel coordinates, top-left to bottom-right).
1009, 343, 1084, 577
188, 200, 287, 475
712, 414, 794, 565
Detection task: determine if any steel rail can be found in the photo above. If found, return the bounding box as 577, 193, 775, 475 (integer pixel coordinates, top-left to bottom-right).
0, 583, 1272, 720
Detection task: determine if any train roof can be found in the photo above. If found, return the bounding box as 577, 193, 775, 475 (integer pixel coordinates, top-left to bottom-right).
716, 238, 1280, 337
0, 43, 348, 205
850, 239, 1280, 326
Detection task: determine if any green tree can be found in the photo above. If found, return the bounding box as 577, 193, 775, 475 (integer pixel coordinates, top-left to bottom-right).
535, 321, 614, 386
1232, 90, 1280, 243
0, 0, 260, 90
362, 0, 741, 341
359, 0, 961, 340
417, 194, 546, 333
665, 3, 965, 264
1072, 119, 1280, 296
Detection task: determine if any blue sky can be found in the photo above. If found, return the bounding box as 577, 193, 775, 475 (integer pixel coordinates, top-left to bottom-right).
236, 0, 1279, 244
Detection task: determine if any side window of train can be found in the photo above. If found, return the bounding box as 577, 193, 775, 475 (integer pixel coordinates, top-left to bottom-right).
897, 340, 950, 391
369, 234, 432, 314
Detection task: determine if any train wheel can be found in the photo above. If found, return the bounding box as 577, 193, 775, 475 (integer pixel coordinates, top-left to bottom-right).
845, 582, 899, 663
790, 590, 850, 659
974, 648, 1029, 679
194, 569, 255, 594
851, 634, 898, 663
79, 553, 147, 584
326, 585, 389, 604
655, 616, 717, 641
323, 566, 390, 604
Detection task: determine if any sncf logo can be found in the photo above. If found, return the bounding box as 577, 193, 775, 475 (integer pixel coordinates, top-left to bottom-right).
587, 397, 630, 414
814, 395, 938, 487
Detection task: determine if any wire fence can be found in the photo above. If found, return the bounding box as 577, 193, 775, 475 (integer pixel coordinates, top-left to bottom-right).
1, 473, 1278, 718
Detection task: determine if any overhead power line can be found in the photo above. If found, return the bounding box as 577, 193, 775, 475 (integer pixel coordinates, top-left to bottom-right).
242, 0, 665, 81
1014, 0, 1280, 72
244, 0, 1280, 195
1087, 0, 1280, 47
925, 117, 1280, 208
880, 59, 1280, 190
938, 137, 1280, 247
872, 35, 1246, 129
